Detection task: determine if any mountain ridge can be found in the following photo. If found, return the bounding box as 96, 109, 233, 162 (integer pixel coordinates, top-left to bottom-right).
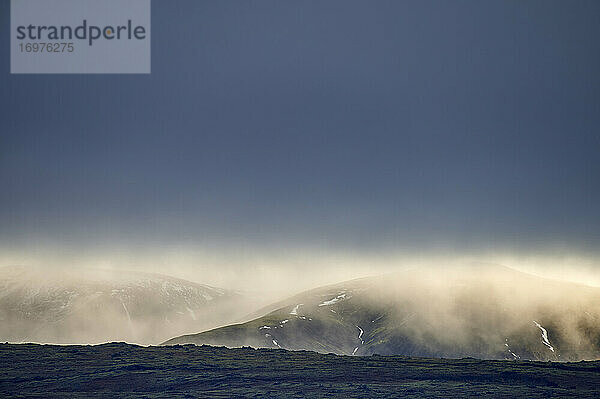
164, 263, 600, 361
0, 266, 256, 345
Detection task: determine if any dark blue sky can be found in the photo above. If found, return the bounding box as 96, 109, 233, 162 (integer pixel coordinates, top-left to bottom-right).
1, 0, 599, 254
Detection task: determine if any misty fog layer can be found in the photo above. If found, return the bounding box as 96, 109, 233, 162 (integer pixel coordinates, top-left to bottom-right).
358, 264, 600, 360
3, 261, 600, 360
167, 263, 600, 361
0, 267, 271, 345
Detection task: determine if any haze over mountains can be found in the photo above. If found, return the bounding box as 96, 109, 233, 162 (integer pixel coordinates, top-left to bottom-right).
0, 267, 262, 345
4, 262, 600, 362
165, 264, 600, 362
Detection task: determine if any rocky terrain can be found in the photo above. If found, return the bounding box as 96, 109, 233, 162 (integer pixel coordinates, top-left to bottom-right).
1, 343, 599, 398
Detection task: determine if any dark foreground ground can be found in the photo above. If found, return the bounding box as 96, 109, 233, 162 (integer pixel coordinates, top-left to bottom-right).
1, 343, 599, 398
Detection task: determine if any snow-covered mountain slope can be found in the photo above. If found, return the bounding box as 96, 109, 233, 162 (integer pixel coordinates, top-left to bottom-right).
164, 264, 600, 361
0, 267, 255, 345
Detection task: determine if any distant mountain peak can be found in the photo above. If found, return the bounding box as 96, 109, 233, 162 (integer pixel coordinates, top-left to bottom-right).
0, 267, 254, 345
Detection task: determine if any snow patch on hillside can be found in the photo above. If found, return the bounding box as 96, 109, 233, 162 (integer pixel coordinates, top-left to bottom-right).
533, 321, 554, 352
319, 292, 349, 306
290, 304, 303, 315
186, 307, 196, 320
357, 326, 364, 343
504, 338, 520, 359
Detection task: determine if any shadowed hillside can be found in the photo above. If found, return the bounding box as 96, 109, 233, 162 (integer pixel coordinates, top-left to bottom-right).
165, 264, 600, 361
